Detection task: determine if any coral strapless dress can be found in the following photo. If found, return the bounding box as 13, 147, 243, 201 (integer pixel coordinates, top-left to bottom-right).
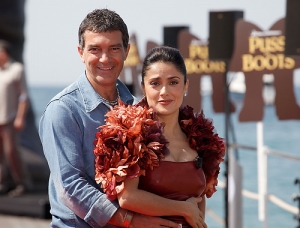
139, 160, 206, 228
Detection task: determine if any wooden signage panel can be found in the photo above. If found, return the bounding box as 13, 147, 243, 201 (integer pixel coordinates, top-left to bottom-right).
179, 30, 235, 113
229, 19, 300, 121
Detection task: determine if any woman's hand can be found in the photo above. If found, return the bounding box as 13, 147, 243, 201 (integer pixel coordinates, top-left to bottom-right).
184, 197, 207, 228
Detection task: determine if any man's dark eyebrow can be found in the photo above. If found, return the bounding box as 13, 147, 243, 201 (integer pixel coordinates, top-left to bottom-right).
86, 43, 123, 49
110, 43, 123, 48
86, 44, 98, 49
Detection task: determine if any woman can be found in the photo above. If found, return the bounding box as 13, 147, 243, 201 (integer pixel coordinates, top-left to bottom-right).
94, 46, 225, 228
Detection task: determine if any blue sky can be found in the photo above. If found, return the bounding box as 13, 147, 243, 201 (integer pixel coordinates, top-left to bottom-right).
24, 0, 286, 86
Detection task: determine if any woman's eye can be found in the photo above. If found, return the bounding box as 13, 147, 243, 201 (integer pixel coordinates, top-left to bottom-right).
170, 80, 179, 85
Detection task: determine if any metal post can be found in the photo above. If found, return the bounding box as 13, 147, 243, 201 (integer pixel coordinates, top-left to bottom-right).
228, 147, 243, 228
257, 121, 268, 228
224, 65, 230, 228
294, 178, 300, 228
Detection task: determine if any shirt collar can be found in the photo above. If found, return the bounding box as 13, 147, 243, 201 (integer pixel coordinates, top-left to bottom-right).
77, 73, 134, 112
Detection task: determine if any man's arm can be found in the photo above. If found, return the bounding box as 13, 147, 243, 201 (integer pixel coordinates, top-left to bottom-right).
108, 207, 180, 228
39, 100, 119, 227
40, 99, 181, 228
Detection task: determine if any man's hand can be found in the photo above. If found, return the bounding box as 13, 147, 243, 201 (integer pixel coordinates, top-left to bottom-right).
130, 213, 181, 228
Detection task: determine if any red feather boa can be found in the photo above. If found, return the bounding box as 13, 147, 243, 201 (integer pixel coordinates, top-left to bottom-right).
94, 98, 225, 200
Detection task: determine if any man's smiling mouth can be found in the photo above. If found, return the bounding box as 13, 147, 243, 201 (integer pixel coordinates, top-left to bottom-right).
99, 66, 113, 70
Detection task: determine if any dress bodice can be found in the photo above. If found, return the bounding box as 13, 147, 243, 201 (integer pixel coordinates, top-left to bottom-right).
139, 160, 206, 227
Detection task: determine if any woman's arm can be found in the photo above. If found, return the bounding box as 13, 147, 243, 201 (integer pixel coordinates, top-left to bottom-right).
117, 176, 204, 227
198, 196, 206, 219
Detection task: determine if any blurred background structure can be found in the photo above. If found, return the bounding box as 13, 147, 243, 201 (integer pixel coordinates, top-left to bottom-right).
0, 0, 50, 219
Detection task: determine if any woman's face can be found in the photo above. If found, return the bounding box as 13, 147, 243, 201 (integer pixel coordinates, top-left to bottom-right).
142, 61, 189, 118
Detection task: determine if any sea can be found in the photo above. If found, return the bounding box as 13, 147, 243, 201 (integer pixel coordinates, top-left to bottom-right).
28, 85, 300, 228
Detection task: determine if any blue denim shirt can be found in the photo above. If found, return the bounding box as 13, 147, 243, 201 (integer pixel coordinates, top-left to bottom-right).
39, 73, 135, 227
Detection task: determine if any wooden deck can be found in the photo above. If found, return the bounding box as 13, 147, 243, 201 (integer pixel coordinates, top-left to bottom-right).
0, 214, 50, 228
0, 191, 51, 227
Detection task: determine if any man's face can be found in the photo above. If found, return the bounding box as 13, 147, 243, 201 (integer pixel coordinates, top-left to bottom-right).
78, 30, 129, 88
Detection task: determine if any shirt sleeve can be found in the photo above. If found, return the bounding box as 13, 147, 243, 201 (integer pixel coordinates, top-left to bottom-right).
39, 99, 119, 227
16, 64, 28, 102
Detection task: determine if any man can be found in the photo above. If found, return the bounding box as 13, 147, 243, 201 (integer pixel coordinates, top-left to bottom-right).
0, 39, 29, 196
39, 9, 180, 227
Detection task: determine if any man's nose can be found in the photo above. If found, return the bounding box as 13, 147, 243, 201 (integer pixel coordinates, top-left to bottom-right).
99, 52, 110, 62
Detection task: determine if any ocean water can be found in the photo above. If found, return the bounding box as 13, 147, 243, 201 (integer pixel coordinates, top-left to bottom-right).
28, 85, 300, 228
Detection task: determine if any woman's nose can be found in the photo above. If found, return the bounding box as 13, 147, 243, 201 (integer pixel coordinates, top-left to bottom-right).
160, 85, 168, 95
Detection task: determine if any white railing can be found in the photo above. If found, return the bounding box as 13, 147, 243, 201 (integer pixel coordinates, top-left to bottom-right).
230, 142, 300, 215
206, 139, 300, 227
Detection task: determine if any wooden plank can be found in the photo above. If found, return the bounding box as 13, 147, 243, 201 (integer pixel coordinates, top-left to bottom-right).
0, 193, 50, 219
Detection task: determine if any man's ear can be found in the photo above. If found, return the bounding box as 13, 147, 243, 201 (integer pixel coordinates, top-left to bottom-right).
125, 44, 130, 59
77, 45, 84, 63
